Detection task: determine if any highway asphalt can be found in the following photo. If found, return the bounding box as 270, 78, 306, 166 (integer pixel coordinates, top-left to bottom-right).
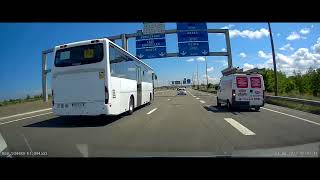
1, 88, 320, 157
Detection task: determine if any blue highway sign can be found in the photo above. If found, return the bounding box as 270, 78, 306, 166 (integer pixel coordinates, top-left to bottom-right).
136, 33, 165, 40
177, 23, 207, 31
177, 23, 209, 57
136, 38, 166, 48
136, 47, 166, 59
136, 33, 166, 59
177, 31, 208, 42
178, 42, 209, 57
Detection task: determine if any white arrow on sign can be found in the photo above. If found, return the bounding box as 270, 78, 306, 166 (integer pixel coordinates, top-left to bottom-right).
138, 54, 144, 58
159, 52, 165, 57
180, 51, 187, 56
202, 50, 208, 55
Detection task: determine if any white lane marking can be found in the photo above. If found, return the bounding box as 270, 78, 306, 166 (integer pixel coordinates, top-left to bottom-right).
261, 107, 320, 126
224, 118, 256, 135
0, 133, 8, 153
21, 134, 33, 153
187, 91, 195, 97
0, 112, 53, 126
147, 108, 158, 115
196, 98, 200, 100
76, 144, 88, 157
168, 99, 171, 101
0, 108, 52, 121
200, 100, 206, 104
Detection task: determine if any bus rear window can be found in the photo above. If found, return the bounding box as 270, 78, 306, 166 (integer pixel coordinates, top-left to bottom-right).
236, 76, 248, 88
55, 43, 104, 67
250, 77, 261, 88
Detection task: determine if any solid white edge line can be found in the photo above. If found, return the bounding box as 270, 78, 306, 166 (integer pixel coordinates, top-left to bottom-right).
21, 133, 33, 153
0, 108, 52, 121
200, 100, 206, 103
0, 132, 8, 153
0, 112, 53, 126
224, 118, 256, 135
261, 107, 320, 126
147, 108, 158, 115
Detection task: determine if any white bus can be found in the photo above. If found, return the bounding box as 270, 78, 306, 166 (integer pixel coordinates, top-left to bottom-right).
52, 38, 156, 116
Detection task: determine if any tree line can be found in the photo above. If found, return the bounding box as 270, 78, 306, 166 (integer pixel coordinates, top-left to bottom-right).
259, 68, 320, 96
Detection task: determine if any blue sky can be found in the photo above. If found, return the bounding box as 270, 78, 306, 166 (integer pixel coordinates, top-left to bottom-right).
0, 23, 319, 100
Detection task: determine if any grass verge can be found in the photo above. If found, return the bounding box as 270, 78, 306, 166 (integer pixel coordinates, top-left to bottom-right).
266, 98, 320, 115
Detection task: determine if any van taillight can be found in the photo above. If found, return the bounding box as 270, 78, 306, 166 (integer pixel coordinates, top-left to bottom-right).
232, 89, 236, 97
105, 86, 109, 104
52, 90, 54, 106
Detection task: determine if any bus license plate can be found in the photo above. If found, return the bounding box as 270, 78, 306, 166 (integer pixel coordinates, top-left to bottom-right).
73, 103, 84, 108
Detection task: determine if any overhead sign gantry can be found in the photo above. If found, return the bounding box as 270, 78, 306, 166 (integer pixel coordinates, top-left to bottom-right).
41, 23, 233, 102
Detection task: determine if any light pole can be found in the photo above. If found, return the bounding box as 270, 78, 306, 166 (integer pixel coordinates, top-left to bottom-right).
268, 22, 278, 96
197, 61, 199, 89
205, 56, 208, 89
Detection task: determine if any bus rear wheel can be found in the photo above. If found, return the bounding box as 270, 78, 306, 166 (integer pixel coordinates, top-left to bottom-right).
128, 97, 134, 115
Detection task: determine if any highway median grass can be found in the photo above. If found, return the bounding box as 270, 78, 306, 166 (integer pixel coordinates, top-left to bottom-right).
0, 95, 52, 107
265, 98, 320, 115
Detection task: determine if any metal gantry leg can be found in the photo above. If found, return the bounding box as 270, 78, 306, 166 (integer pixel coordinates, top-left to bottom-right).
121, 34, 128, 51
225, 30, 233, 68
42, 52, 48, 102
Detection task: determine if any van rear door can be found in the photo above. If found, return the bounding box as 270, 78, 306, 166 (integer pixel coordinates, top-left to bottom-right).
248, 75, 264, 106
235, 76, 249, 102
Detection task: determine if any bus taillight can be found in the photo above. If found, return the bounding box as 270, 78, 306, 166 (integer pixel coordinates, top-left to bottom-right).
105, 86, 109, 104
52, 90, 54, 106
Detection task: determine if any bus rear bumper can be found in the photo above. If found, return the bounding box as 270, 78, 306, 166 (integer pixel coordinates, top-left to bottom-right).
52, 102, 114, 116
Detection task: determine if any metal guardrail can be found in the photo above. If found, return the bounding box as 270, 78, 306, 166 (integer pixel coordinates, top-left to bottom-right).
265, 95, 320, 106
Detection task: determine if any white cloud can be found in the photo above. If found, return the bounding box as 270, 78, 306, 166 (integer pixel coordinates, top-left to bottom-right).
221, 48, 226, 51
239, 52, 247, 59
243, 63, 255, 71
221, 24, 235, 29
279, 43, 294, 51
311, 24, 314, 28
286, 32, 301, 41
277, 33, 281, 37
229, 28, 269, 39
300, 28, 310, 35
215, 60, 228, 67
312, 37, 320, 53
254, 38, 320, 76
196, 57, 205, 62
186, 58, 194, 62
207, 67, 214, 72
202, 75, 220, 84
258, 50, 272, 59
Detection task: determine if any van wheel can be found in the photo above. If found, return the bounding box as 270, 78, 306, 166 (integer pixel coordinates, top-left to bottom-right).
255, 107, 260, 111
217, 97, 221, 107
227, 100, 232, 111
128, 97, 134, 115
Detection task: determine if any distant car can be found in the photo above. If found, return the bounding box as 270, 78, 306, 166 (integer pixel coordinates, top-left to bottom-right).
177, 88, 187, 95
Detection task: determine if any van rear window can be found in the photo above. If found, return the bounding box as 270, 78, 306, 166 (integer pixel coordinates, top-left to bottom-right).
250, 77, 261, 88
236, 77, 248, 88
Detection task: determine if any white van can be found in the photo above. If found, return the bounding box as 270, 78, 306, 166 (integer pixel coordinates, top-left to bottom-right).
216, 73, 265, 111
